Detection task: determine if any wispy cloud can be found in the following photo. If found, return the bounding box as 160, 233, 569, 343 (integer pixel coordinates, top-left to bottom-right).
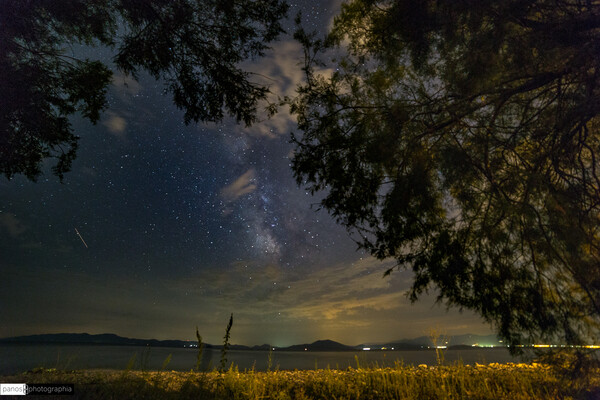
102, 111, 127, 137
220, 169, 257, 202
111, 71, 143, 97
1, 256, 490, 345
160, 256, 490, 345
238, 40, 305, 138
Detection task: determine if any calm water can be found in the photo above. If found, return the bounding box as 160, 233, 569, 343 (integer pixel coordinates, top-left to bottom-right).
0, 344, 522, 375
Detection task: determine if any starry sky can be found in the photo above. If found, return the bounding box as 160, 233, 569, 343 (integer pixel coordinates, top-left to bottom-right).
0, 1, 492, 347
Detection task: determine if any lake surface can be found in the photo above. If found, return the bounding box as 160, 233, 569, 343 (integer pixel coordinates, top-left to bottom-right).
0, 344, 521, 375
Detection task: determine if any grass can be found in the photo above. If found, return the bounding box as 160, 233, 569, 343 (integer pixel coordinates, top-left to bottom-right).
3, 361, 599, 399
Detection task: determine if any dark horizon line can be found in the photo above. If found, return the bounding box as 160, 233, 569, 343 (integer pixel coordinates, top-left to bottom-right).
0, 332, 503, 350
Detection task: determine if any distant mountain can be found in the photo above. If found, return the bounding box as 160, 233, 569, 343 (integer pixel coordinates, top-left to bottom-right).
0, 333, 504, 350
445, 334, 503, 347
0, 333, 284, 351
281, 340, 356, 352
374, 334, 503, 349
0, 333, 199, 348
250, 344, 273, 351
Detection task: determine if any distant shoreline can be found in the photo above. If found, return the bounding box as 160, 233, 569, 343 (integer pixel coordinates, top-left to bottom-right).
0, 332, 506, 351
0, 341, 513, 352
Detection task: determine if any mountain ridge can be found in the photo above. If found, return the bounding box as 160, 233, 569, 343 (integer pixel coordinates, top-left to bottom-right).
0, 332, 502, 350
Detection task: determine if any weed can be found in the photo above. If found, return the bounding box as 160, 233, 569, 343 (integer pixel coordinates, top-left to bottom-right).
125, 353, 137, 371
140, 345, 151, 372
267, 345, 273, 371
220, 313, 233, 372
195, 326, 204, 372
429, 328, 448, 366
161, 353, 172, 371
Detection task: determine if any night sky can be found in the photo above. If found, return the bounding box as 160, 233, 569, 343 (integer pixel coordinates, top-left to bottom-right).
0, 1, 491, 346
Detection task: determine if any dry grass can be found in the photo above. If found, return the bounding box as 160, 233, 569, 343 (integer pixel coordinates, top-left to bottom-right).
2, 362, 599, 399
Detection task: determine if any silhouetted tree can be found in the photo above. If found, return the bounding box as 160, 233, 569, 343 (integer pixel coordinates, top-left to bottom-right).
290, 0, 600, 349
0, 0, 288, 180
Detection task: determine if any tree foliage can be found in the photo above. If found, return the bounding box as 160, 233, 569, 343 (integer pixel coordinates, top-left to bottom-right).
291, 0, 600, 348
0, 0, 288, 181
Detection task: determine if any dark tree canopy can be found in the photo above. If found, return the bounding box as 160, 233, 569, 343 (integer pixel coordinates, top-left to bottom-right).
291, 0, 600, 348
0, 0, 288, 181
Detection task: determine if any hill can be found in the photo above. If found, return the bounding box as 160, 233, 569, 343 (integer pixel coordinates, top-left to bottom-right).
281, 339, 356, 352
0, 333, 504, 350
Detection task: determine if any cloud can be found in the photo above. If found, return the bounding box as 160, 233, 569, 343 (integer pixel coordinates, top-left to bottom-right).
233, 38, 338, 141
159, 255, 490, 345
0, 212, 27, 238
111, 71, 143, 97
1, 255, 491, 345
102, 111, 127, 136
326, 0, 344, 31
237, 40, 305, 138
220, 169, 257, 202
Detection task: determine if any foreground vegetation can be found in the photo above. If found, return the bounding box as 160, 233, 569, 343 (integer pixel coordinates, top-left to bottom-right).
3, 361, 599, 399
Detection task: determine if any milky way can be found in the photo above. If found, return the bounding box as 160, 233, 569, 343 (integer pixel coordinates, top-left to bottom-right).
0, 1, 491, 346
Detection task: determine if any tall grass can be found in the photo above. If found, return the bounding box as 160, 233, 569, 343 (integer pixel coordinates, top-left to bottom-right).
220, 313, 233, 372
195, 326, 204, 372
429, 328, 448, 366
6, 360, 598, 399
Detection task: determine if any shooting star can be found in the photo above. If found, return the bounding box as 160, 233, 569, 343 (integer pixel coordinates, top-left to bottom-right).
74, 228, 88, 248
